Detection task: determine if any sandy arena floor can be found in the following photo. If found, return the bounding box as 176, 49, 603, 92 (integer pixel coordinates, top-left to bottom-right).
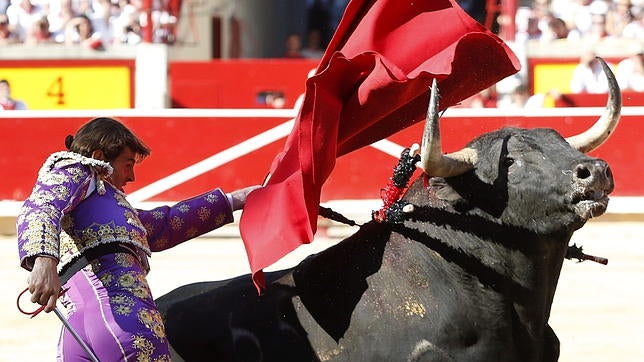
1, 220, 643, 361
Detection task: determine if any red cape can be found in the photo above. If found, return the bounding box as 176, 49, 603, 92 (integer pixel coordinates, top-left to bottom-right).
240, 0, 521, 293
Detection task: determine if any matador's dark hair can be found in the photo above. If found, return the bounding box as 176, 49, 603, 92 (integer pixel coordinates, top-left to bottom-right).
65, 117, 150, 162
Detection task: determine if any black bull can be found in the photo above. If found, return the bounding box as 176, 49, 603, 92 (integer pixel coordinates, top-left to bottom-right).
156, 128, 615, 361
157, 59, 620, 361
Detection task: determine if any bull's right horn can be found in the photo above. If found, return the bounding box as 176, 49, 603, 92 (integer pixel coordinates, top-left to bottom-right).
565, 57, 622, 153
420, 79, 477, 177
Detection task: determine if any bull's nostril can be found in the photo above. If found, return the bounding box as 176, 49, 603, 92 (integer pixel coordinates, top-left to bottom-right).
605, 166, 612, 179
575, 165, 591, 179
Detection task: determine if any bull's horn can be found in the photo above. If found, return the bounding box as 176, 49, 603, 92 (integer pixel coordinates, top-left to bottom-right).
420, 79, 477, 177
565, 57, 622, 153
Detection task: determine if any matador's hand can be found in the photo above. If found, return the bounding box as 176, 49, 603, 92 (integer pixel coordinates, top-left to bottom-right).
229, 185, 262, 211
28, 256, 61, 313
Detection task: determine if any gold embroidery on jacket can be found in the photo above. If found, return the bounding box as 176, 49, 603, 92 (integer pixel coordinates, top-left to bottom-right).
205, 192, 220, 203
18, 152, 113, 266
186, 227, 199, 238
169, 216, 183, 231
214, 212, 227, 226
197, 206, 211, 222
115, 253, 135, 267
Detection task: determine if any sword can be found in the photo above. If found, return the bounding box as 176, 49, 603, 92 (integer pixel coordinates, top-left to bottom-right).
53, 306, 100, 362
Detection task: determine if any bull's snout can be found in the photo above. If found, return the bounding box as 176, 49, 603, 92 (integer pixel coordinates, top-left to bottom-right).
574, 160, 614, 194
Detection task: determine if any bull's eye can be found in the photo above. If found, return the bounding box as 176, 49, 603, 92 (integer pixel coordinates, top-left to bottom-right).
503, 157, 515, 168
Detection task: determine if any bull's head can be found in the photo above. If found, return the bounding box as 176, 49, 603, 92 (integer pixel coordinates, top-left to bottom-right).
417, 57, 621, 229
420, 57, 621, 176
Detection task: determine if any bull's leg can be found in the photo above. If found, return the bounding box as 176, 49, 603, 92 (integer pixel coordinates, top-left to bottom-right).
542, 324, 560, 362
168, 344, 186, 362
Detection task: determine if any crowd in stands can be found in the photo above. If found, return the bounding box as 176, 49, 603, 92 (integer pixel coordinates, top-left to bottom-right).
2, 1, 639, 55
0, 0, 641, 110
512, 0, 643, 43
0, 0, 178, 49
459, 0, 644, 108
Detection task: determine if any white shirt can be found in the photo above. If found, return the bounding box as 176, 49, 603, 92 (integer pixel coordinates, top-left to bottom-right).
616, 56, 644, 92
570, 61, 612, 94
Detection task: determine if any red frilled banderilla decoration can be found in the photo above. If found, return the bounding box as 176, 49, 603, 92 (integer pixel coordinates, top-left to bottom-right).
240, 0, 522, 294
372, 145, 421, 224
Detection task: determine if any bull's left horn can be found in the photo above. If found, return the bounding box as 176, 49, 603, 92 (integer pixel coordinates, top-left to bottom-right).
565, 57, 622, 153
420, 79, 477, 177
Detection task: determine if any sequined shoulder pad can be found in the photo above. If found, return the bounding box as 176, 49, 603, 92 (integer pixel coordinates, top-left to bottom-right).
39, 151, 113, 177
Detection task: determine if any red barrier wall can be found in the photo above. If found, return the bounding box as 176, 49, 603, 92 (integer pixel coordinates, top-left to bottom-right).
169, 59, 644, 110
2, 109, 642, 203
169, 59, 319, 108
4, 58, 639, 111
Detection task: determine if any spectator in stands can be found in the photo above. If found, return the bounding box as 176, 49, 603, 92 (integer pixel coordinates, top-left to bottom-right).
570, 50, 614, 93
585, 1, 611, 40
87, 0, 115, 46
457, 85, 498, 108
498, 84, 574, 108
498, 84, 537, 108
616, 49, 644, 92
587, 12, 610, 40
605, 0, 635, 37
0, 79, 28, 110
75, 0, 94, 17
47, 0, 79, 43
64, 14, 105, 50
515, 11, 544, 43
0, 13, 20, 45
0, 0, 9, 14
531, 0, 554, 29
564, 0, 607, 41
151, 5, 178, 44
5, 0, 45, 43
301, 28, 325, 59
540, 16, 570, 41
121, 20, 143, 45
550, 0, 592, 39
621, 2, 644, 38
112, 0, 144, 45
284, 32, 304, 58
515, 0, 555, 43
25, 15, 55, 45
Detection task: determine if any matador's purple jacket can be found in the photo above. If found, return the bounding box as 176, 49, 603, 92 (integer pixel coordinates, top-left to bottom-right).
17, 151, 234, 272
17, 151, 235, 361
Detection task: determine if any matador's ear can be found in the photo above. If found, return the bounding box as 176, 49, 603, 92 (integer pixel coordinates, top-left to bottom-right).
91, 150, 106, 161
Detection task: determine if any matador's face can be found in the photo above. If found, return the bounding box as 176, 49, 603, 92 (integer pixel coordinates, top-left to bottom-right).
107, 147, 138, 192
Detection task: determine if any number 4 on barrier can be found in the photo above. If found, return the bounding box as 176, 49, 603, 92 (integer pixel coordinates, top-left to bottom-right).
46, 76, 65, 105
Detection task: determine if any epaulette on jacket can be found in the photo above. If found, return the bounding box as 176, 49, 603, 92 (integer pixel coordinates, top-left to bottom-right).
39, 151, 113, 178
